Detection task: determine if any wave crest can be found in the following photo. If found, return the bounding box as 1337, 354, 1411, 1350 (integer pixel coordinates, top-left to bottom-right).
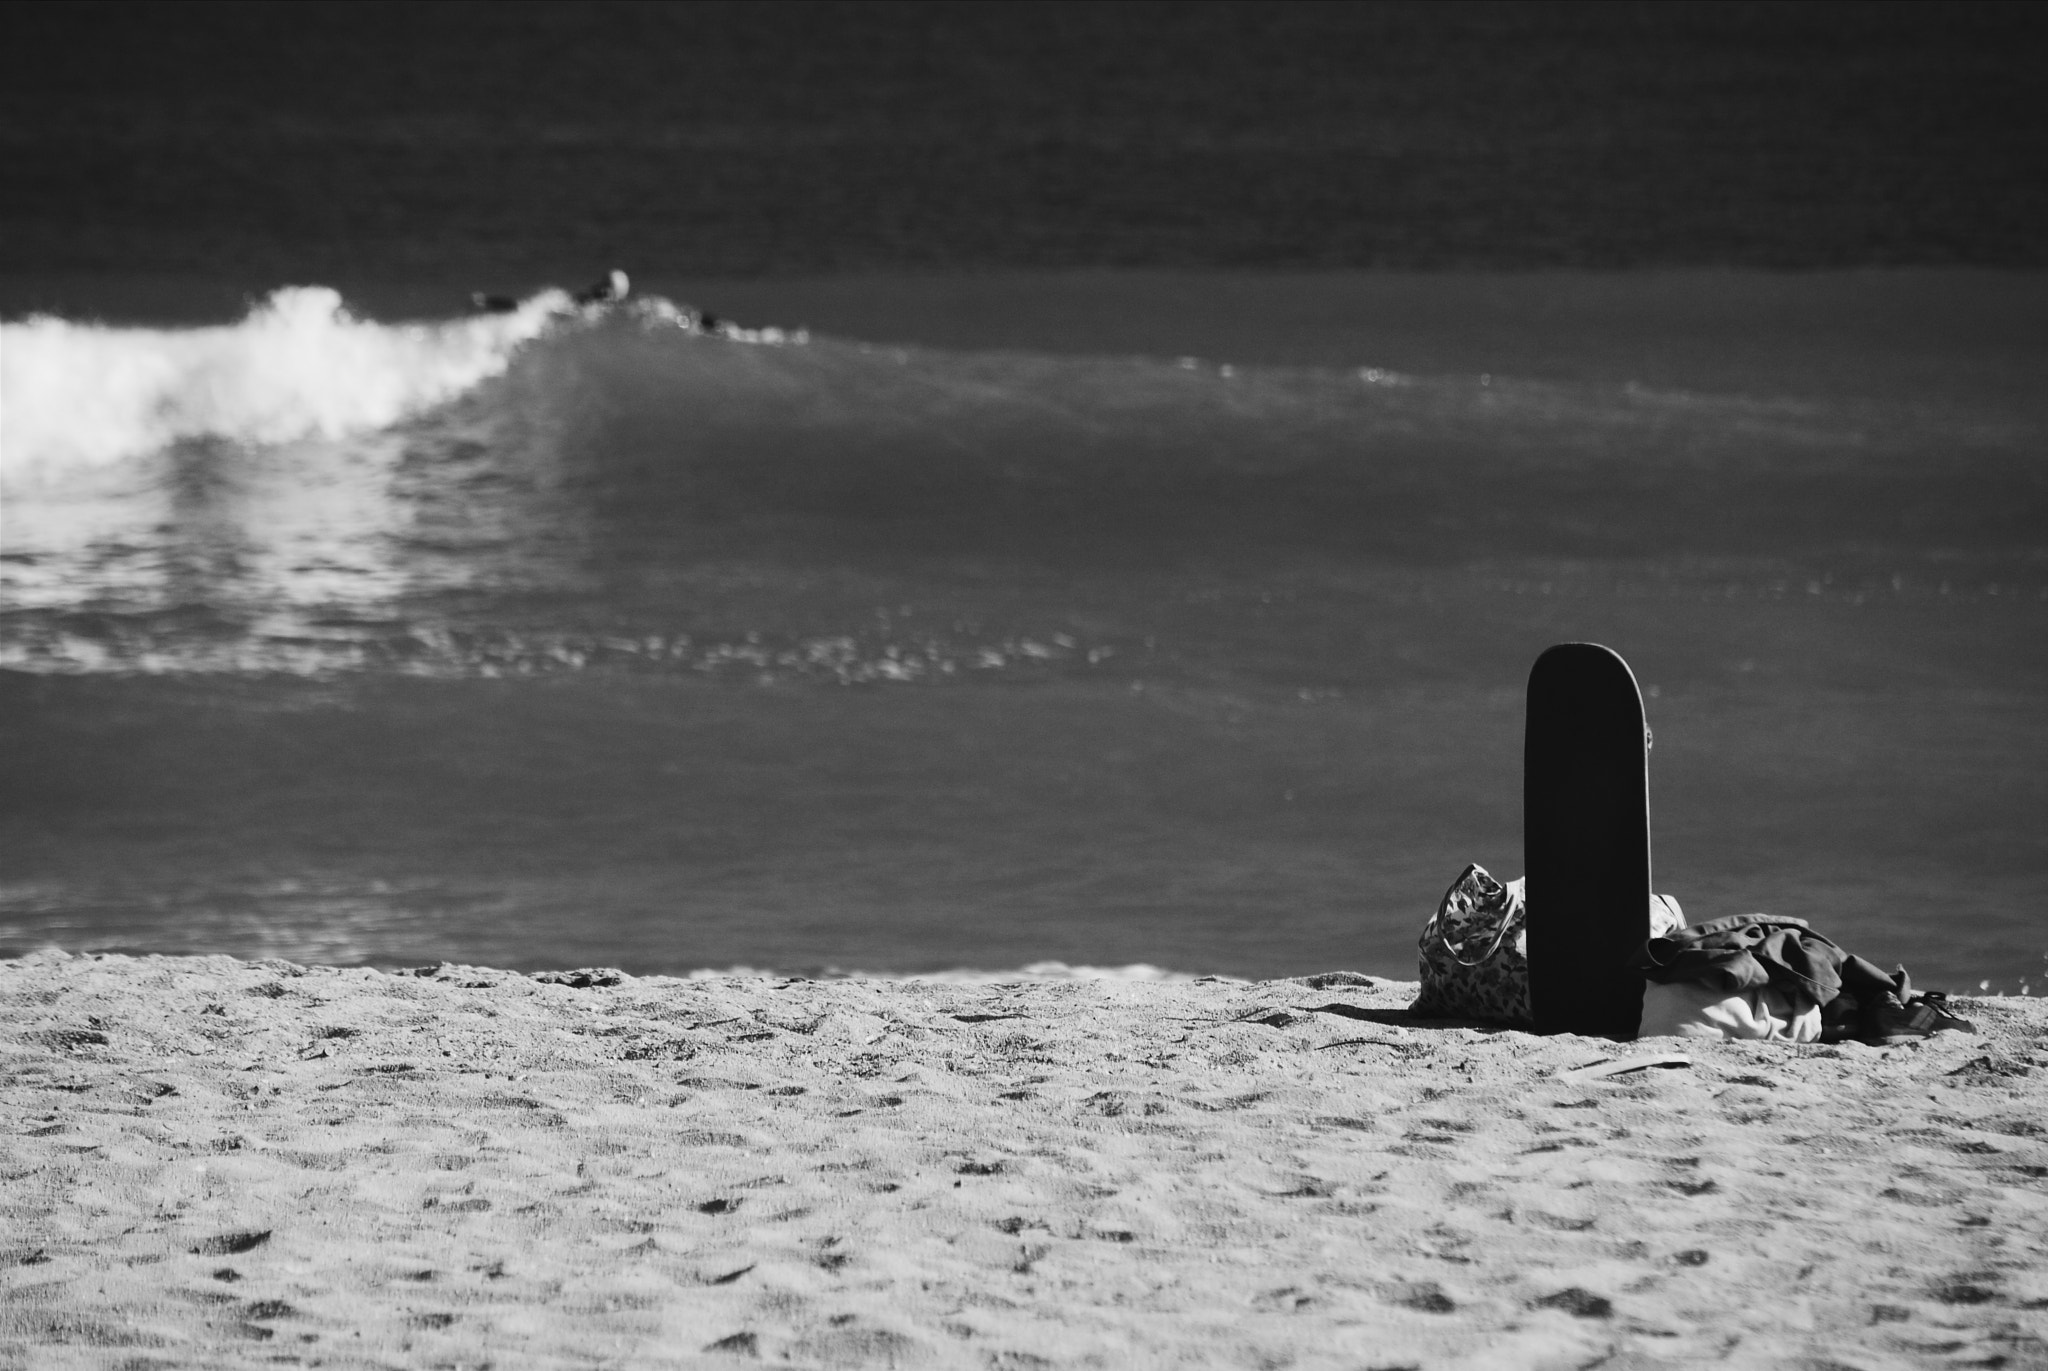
0, 286, 569, 484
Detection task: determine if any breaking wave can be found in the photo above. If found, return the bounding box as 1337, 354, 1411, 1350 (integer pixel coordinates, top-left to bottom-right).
3, 286, 586, 485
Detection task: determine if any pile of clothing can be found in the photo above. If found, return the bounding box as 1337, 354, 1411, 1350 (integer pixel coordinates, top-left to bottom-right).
1632, 913, 1972, 1044
1410, 865, 1974, 1043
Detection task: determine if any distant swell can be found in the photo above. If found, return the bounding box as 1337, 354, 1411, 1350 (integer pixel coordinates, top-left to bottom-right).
0, 286, 572, 484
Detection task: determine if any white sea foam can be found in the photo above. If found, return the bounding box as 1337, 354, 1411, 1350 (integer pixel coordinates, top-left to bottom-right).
0, 286, 569, 486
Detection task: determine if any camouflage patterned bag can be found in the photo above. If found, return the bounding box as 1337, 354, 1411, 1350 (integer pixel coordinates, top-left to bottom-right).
1411, 863, 1531, 1026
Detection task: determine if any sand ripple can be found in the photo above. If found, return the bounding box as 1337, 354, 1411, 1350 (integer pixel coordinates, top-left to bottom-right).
3, 952, 2044, 1367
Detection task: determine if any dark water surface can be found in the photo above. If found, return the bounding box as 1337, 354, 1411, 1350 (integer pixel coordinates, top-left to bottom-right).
3, 273, 2043, 986
3, 2, 2043, 984
5, 2, 2042, 282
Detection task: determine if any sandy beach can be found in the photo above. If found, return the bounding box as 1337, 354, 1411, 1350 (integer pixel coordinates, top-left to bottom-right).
2, 951, 2043, 1369
6, 7, 2042, 1368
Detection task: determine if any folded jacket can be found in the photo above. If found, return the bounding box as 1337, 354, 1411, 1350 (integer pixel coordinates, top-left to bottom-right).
1628, 913, 1900, 1013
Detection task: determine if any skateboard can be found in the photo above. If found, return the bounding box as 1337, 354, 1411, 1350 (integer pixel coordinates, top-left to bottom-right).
1524, 643, 1652, 1038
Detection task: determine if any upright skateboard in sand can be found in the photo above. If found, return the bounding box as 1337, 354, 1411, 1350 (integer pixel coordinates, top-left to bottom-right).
1524, 643, 1652, 1038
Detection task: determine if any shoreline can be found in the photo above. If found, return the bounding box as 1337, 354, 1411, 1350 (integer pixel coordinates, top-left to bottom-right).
4, 949, 2043, 1367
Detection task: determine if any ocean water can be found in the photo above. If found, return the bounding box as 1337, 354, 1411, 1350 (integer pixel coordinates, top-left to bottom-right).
8, 3, 2042, 280
1, 275, 2043, 988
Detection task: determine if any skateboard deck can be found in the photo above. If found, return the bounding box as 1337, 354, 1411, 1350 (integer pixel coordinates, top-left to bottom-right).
1524, 643, 1652, 1038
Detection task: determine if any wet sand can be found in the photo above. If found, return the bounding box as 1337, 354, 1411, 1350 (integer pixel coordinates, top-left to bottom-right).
2, 950, 2044, 1368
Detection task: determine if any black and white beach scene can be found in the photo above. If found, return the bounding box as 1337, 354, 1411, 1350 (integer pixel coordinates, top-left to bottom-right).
2, 4, 2044, 1366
